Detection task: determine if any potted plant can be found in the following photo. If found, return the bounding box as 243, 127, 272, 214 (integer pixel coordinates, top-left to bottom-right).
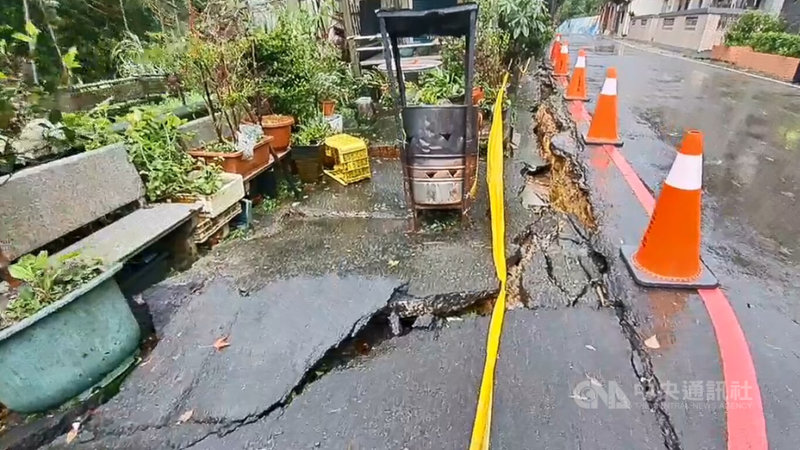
0, 252, 140, 413
175, 171, 245, 219
314, 72, 342, 117
178, 14, 275, 174
186, 137, 267, 178
260, 114, 294, 152
123, 108, 227, 202
291, 116, 333, 183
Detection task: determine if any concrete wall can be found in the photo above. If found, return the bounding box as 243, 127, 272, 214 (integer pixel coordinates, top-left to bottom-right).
626, 8, 743, 51
762, 0, 785, 15
627, 15, 659, 41
630, 0, 665, 16
781, 0, 800, 32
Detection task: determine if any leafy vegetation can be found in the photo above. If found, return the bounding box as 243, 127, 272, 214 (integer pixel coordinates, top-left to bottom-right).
437, 0, 519, 108
123, 107, 221, 202
60, 101, 122, 150
254, 7, 357, 123
0, 0, 161, 86
748, 31, 800, 58
292, 116, 333, 146
496, 0, 553, 60
203, 140, 238, 153
556, 0, 603, 23
254, 9, 323, 123
725, 12, 785, 47
177, 3, 258, 145
415, 68, 465, 105
2, 251, 103, 328
724, 12, 800, 58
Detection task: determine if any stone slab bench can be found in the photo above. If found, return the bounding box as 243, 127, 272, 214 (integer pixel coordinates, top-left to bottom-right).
0, 143, 198, 266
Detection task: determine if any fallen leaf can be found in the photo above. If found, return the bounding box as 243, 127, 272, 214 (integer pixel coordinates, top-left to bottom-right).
644, 335, 661, 349
585, 344, 597, 351
213, 336, 231, 351
387, 260, 399, 268
177, 409, 194, 424
65, 422, 80, 444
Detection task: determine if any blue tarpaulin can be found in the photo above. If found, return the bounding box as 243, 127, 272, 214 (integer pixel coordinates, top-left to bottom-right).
557, 16, 601, 35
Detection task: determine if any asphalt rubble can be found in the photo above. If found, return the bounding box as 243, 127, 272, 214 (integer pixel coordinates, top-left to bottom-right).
4, 64, 679, 450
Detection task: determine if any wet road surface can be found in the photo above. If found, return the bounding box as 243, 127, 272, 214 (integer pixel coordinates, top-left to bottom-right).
37, 35, 800, 450
565, 34, 800, 449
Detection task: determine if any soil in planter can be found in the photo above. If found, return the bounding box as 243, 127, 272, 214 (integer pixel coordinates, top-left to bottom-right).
261, 115, 294, 152
189, 138, 273, 178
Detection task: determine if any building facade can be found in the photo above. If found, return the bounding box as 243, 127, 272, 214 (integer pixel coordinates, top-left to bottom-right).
599, 0, 790, 51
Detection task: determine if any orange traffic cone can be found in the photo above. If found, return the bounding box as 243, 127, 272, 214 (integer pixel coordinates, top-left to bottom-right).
550, 34, 562, 67
554, 41, 570, 77
564, 49, 589, 101
582, 67, 622, 146
620, 130, 718, 288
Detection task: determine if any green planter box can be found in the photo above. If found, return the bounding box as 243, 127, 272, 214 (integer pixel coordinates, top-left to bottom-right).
0, 265, 140, 413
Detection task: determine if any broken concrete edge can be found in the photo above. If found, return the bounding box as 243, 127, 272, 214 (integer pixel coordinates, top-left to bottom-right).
537, 67, 683, 449
136, 280, 499, 450
27, 271, 499, 450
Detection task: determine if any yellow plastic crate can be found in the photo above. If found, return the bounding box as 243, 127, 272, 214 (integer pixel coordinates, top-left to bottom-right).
324, 166, 372, 186
325, 134, 368, 164
334, 156, 370, 172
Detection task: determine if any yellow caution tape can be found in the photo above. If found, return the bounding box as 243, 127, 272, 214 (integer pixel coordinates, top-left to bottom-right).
469, 73, 509, 450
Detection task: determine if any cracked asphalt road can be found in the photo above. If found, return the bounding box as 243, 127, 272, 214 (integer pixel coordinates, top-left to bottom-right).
41, 41, 792, 449
562, 34, 800, 449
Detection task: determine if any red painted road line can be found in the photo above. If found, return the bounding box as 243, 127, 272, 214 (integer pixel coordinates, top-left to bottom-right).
565, 98, 768, 450
603, 146, 655, 214
698, 288, 768, 450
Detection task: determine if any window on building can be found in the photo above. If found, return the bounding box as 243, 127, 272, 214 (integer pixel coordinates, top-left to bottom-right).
663, 17, 675, 28
717, 15, 731, 30
685, 16, 698, 29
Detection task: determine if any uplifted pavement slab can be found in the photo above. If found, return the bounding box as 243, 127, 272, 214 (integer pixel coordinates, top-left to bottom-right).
185, 309, 665, 450
54, 275, 400, 449
191, 317, 489, 450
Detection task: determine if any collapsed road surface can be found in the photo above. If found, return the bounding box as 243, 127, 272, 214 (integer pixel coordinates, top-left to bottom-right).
560, 34, 800, 449
33, 36, 797, 450
35, 66, 672, 450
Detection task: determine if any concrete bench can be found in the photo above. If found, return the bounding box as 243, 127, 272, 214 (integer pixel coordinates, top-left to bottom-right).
0, 143, 198, 267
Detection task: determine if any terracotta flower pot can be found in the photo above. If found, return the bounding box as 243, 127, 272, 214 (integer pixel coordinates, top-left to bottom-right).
260, 115, 294, 152
188, 137, 274, 179
471, 87, 485, 106
321, 100, 337, 117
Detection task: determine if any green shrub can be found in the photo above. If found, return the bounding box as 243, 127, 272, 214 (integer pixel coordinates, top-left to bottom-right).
748, 31, 800, 58
497, 0, 553, 59
254, 9, 356, 124
725, 11, 785, 47
415, 68, 464, 105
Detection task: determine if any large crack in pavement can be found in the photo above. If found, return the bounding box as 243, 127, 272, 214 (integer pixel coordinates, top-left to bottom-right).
41, 69, 682, 450
180, 283, 500, 449
534, 72, 681, 450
